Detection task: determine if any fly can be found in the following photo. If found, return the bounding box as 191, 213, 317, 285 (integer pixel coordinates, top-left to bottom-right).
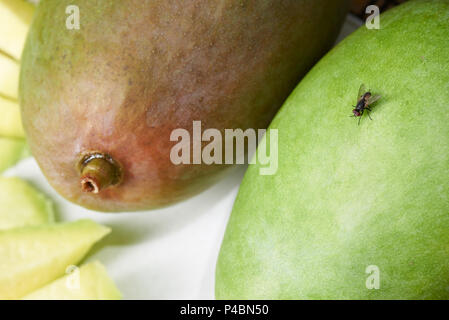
351, 84, 381, 125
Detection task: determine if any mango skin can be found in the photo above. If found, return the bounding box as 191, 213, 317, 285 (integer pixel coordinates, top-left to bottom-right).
216, 0, 449, 299
20, 0, 348, 212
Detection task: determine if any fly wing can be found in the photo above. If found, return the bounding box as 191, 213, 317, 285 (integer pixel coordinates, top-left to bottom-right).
367, 94, 381, 105
357, 84, 366, 103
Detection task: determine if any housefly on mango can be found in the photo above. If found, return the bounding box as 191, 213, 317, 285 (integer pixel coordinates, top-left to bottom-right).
351, 84, 381, 125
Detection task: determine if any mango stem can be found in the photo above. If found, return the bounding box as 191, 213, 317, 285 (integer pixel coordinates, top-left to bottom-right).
78, 154, 122, 194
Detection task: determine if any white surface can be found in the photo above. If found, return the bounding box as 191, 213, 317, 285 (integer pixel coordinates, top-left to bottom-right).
4, 16, 361, 300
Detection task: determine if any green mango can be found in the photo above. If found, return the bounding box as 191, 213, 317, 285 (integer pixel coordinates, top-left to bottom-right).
216, 0, 449, 299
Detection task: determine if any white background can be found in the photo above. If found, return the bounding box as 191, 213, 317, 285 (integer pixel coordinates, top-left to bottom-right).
5, 16, 361, 300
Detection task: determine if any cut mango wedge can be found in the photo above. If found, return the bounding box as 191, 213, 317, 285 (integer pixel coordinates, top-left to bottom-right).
0, 0, 35, 60
0, 177, 54, 230
23, 261, 122, 300
0, 219, 111, 299
0, 54, 20, 99
0, 96, 25, 138
0, 137, 28, 173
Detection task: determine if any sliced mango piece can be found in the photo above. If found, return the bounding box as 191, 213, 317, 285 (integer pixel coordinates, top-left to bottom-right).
0, 219, 111, 299
0, 137, 27, 172
23, 261, 122, 300
0, 54, 20, 99
20, 141, 31, 157
0, 0, 35, 60
0, 177, 54, 230
0, 96, 25, 138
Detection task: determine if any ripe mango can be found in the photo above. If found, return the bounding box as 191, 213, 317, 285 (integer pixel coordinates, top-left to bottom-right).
216, 0, 449, 299
20, 0, 348, 211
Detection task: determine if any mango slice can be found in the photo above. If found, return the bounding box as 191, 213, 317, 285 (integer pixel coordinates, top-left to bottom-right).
0, 54, 20, 99
23, 261, 122, 300
0, 177, 54, 230
0, 96, 25, 138
0, 219, 111, 299
0, 0, 35, 60
0, 137, 28, 173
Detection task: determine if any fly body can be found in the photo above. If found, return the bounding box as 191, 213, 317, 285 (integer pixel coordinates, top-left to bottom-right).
351, 84, 381, 125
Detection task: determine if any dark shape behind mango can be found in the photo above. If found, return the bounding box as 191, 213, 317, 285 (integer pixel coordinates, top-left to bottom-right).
20, 0, 348, 212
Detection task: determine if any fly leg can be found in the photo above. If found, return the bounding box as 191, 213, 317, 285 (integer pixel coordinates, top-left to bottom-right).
358, 110, 363, 125
366, 107, 373, 120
